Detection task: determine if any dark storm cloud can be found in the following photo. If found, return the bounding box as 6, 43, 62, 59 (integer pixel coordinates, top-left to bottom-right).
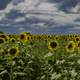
0, 0, 11, 10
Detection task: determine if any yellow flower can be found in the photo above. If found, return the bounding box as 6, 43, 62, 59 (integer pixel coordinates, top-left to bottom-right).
41, 34, 48, 40
8, 46, 20, 59
66, 34, 73, 41
48, 40, 59, 51
26, 35, 32, 41
10, 38, 16, 42
65, 41, 75, 53
75, 36, 80, 42
0, 37, 5, 44
76, 41, 80, 53
19, 32, 27, 41
18, 32, 32, 42
0, 34, 9, 41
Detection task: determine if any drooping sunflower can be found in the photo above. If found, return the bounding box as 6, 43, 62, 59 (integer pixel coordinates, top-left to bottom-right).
48, 40, 59, 51
65, 41, 75, 53
8, 46, 20, 59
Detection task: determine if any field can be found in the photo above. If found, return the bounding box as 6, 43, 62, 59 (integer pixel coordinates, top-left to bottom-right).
0, 32, 80, 80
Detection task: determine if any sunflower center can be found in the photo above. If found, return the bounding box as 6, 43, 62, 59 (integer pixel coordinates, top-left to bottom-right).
76, 38, 79, 41
11, 39, 15, 42
9, 48, 17, 55
20, 34, 25, 39
27, 37, 29, 40
0, 39, 4, 44
50, 42, 57, 48
68, 44, 73, 49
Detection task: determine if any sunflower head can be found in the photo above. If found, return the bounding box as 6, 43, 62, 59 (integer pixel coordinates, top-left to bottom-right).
0, 38, 5, 44
0, 34, 9, 41
8, 46, 20, 59
41, 34, 48, 40
75, 36, 80, 42
18, 32, 32, 42
48, 40, 59, 51
10, 38, 16, 42
77, 42, 80, 47
76, 41, 80, 53
26, 35, 32, 41
65, 41, 75, 53
19, 32, 26, 41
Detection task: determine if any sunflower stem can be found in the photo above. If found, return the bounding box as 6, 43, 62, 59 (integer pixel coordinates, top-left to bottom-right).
10, 61, 14, 80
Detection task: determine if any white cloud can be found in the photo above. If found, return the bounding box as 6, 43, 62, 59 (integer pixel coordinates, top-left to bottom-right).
18, 27, 25, 31
37, 2, 57, 11
70, 3, 80, 13
0, 0, 80, 30
14, 17, 26, 22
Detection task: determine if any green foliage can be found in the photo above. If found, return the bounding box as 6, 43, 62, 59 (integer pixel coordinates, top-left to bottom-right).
0, 32, 80, 80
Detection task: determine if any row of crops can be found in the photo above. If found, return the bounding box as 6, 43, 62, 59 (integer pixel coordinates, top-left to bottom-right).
0, 32, 80, 80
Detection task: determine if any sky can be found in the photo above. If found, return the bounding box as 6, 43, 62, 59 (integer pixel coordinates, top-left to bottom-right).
0, 0, 80, 34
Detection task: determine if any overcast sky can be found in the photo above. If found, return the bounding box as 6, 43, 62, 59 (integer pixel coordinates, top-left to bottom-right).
0, 0, 80, 34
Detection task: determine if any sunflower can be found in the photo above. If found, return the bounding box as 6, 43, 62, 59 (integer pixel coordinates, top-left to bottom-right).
76, 41, 80, 53
66, 34, 74, 41
32, 34, 41, 40
0, 37, 5, 44
65, 41, 75, 53
0, 34, 9, 41
74, 36, 80, 42
18, 32, 32, 42
19, 32, 27, 41
41, 34, 48, 40
10, 38, 16, 42
8, 46, 20, 59
26, 35, 32, 41
69, 34, 79, 41
48, 40, 59, 51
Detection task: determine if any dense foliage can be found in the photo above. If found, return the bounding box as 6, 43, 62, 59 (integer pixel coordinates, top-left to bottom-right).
0, 32, 80, 80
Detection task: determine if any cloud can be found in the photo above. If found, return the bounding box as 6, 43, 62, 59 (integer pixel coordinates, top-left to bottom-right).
0, 0, 80, 34
14, 17, 26, 22
0, 0, 11, 10
58, 0, 79, 12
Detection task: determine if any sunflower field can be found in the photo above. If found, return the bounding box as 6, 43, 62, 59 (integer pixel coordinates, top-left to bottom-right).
1, 32, 80, 80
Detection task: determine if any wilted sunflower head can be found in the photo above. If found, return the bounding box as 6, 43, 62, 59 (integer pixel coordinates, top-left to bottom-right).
65, 41, 75, 53
8, 46, 20, 59
48, 40, 59, 51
